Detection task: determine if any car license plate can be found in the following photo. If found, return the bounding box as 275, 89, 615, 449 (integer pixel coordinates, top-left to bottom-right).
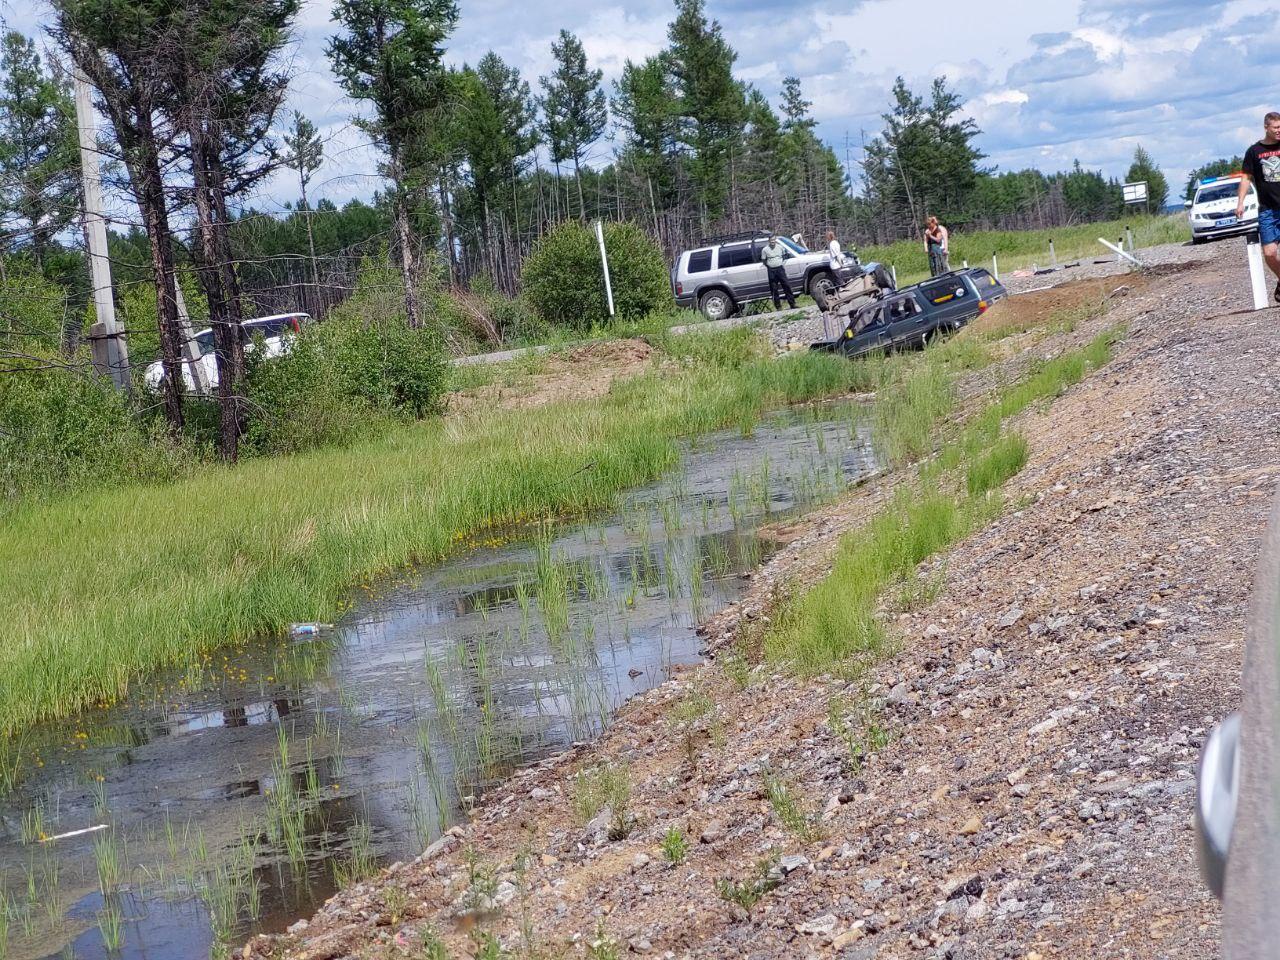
1220, 216, 1238, 226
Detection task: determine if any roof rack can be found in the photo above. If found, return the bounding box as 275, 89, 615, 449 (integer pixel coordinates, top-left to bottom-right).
698, 229, 772, 246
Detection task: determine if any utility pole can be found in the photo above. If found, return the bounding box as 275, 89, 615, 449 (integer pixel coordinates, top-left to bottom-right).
74, 67, 130, 390
174, 281, 210, 395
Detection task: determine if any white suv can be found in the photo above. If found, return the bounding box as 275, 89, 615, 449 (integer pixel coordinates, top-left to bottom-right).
1187, 175, 1258, 243
143, 312, 311, 392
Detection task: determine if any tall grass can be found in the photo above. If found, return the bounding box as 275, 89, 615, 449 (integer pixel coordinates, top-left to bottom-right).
0, 336, 868, 734
767, 328, 1120, 674
863, 213, 1186, 286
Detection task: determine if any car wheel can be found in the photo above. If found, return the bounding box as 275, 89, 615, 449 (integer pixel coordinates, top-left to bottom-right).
699, 289, 734, 321
873, 264, 895, 291
809, 271, 837, 311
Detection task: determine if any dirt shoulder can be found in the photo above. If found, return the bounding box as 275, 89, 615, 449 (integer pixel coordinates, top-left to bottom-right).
249, 243, 1268, 960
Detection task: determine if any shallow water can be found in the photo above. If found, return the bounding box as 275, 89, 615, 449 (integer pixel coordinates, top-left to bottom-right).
0, 403, 876, 959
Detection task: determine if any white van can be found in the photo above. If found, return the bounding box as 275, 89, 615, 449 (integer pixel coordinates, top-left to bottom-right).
143, 312, 311, 393
1187, 175, 1258, 243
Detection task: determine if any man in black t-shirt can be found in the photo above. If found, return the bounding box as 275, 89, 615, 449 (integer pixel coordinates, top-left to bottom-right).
1239, 111, 1280, 302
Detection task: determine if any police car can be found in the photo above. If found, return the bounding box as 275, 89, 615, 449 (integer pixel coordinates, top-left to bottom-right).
1186, 174, 1259, 243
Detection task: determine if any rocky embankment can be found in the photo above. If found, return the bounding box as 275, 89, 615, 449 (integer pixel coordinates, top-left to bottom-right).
248, 240, 1270, 959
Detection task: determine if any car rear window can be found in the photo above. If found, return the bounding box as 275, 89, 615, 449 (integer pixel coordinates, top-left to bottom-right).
687, 249, 712, 273
967, 268, 1000, 289
919, 279, 969, 305
717, 244, 756, 269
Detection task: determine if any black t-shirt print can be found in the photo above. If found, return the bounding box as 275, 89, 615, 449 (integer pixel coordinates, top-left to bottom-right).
1245, 140, 1280, 210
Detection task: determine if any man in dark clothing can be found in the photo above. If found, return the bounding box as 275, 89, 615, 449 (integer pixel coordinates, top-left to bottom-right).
760, 234, 797, 309
1239, 111, 1280, 302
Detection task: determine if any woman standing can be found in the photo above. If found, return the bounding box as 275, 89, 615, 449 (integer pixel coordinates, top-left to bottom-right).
924, 216, 950, 276
825, 229, 847, 268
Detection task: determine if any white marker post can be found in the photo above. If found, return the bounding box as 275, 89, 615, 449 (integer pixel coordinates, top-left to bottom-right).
890, 264, 897, 288
1125, 226, 1135, 253
1247, 234, 1269, 310
1049, 240, 1056, 269
962, 259, 968, 269
594, 220, 615, 318
992, 254, 999, 281
1098, 237, 1143, 268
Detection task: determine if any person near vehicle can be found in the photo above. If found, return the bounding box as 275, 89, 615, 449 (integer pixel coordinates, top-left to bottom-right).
761, 234, 797, 309
825, 229, 847, 268
1239, 111, 1280, 302
924, 216, 950, 276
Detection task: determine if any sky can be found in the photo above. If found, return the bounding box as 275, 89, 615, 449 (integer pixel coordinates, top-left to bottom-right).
4, 0, 1277, 217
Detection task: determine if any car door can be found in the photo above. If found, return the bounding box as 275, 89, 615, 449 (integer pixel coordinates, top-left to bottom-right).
884, 293, 931, 346
844, 303, 891, 356
716, 242, 768, 301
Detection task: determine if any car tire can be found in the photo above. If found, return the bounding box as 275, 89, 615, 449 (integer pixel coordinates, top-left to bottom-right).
809, 271, 837, 311
873, 264, 895, 291
699, 289, 734, 321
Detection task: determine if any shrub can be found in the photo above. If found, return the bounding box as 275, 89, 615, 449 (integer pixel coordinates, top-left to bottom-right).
521, 220, 669, 329
0, 259, 72, 353
243, 258, 448, 455
0, 354, 187, 499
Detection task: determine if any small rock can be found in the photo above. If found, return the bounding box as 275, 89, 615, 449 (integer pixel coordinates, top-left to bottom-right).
531, 787, 555, 800
629, 938, 653, 954
959, 817, 982, 836
779, 854, 810, 874
833, 926, 866, 949
633, 853, 651, 870
997, 607, 1024, 629
286, 919, 309, 935
700, 821, 727, 844
795, 913, 838, 937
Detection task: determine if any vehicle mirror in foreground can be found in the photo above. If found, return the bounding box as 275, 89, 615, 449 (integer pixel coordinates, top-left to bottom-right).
1184, 199, 1193, 208
1196, 710, 1241, 899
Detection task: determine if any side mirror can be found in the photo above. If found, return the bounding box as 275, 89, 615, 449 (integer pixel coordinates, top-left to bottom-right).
1184, 199, 1194, 208
1196, 711, 1241, 899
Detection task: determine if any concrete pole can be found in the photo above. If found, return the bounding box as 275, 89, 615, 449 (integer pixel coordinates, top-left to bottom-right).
1247, 235, 1269, 311
594, 220, 615, 317
174, 282, 210, 395
74, 68, 130, 390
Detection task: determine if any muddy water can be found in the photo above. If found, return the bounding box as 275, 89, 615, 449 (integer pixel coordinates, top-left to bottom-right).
1, 404, 876, 959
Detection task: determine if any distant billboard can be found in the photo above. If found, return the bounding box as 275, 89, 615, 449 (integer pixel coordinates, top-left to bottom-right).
1123, 181, 1149, 205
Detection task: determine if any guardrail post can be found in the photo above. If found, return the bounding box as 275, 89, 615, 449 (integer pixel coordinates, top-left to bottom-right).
1049, 239, 1056, 269
991, 254, 999, 281
1247, 233, 1269, 310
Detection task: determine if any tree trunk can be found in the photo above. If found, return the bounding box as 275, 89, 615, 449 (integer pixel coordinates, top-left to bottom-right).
395, 188, 423, 329
572, 153, 585, 221
301, 176, 320, 317
188, 112, 240, 461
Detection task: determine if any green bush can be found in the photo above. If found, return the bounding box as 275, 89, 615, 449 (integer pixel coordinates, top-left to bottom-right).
0, 259, 71, 352
244, 259, 448, 455
521, 220, 669, 329
0, 354, 187, 499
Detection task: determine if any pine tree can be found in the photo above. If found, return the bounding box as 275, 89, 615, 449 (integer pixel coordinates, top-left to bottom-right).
328, 0, 459, 328
283, 111, 324, 310
612, 54, 679, 219
458, 51, 536, 267
667, 0, 745, 227
0, 30, 78, 267
539, 30, 606, 220
1126, 144, 1168, 212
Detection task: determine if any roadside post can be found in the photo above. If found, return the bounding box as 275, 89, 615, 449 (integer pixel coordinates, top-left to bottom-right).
1246, 233, 1269, 310
1049, 240, 1056, 269
1126, 226, 1135, 253
890, 264, 897, 288
594, 220, 615, 318
1099, 237, 1142, 269
962, 259, 968, 269
991, 254, 999, 281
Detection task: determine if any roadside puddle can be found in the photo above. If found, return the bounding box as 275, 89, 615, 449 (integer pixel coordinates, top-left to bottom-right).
1, 403, 876, 959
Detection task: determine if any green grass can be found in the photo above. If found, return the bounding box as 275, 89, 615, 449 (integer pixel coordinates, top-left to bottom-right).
862, 213, 1186, 286
570, 763, 630, 825
766, 328, 1120, 675
0, 336, 875, 734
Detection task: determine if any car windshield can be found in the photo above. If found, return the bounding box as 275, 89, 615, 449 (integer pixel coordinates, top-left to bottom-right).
1196, 183, 1245, 205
